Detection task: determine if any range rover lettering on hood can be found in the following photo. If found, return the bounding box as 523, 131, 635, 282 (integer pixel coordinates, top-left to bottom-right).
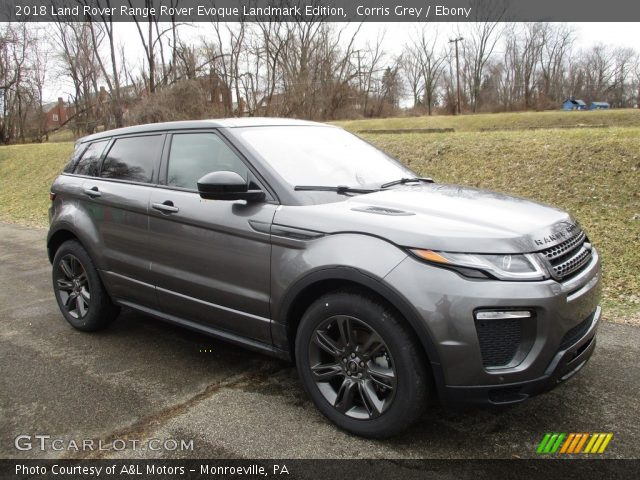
532, 223, 580, 247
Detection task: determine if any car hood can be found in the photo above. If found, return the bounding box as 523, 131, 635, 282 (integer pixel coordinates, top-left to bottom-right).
273, 184, 580, 253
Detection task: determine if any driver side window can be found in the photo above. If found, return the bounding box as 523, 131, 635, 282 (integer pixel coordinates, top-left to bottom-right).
167, 133, 248, 190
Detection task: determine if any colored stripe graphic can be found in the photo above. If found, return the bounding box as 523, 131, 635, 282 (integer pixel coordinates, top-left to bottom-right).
550, 433, 566, 453
559, 433, 575, 453
537, 433, 613, 454
537, 433, 552, 454
574, 433, 589, 453
597, 433, 613, 453
544, 433, 559, 453
537, 433, 566, 454
584, 433, 599, 453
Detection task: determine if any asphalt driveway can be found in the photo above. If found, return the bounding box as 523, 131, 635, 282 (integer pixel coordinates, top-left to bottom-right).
0, 222, 638, 459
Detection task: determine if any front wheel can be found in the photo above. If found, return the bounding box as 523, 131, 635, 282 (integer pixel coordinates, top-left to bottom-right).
295, 290, 429, 438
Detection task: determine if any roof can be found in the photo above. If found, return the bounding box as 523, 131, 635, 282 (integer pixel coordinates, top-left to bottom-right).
42, 101, 58, 112
78, 117, 329, 143
591, 101, 610, 106
563, 98, 586, 106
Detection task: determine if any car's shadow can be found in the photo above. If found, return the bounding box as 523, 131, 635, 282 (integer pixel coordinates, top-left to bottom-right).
98, 308, 608, 454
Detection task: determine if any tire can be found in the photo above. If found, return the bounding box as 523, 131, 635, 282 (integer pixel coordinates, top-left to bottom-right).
52, 240, 119, 332
295, 290, 429, 438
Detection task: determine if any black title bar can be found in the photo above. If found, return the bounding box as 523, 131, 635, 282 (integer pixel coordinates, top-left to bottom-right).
3, 459, 640, 480
4, 0, 640, 22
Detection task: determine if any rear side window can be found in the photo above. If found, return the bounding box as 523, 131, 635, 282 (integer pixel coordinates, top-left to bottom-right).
167, 133, 248, 189
63, 143, 86, 173
101, 135, 162, 183
73, 140, 109, 176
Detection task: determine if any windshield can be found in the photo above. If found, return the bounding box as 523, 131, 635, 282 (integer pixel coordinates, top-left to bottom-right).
236, 126, 416, 187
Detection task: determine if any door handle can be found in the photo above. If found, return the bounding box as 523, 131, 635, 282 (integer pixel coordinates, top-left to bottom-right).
83, 186, 101, 198
152, 201, 179, 214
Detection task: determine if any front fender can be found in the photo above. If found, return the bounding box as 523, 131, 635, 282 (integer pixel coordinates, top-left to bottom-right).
270, 233, 406, 324
271, 232, 444, 371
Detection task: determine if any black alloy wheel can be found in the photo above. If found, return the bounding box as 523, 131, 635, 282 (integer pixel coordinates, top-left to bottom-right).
296, 290, 429, 438
52, 240, 119, 331
308, 315, 397, 419
55, 254, 91, 319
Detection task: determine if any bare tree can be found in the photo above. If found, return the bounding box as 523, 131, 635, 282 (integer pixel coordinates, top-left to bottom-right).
202, 20, 247, 115
402, 48, 423, 109
583, 44, 615, 101
0, 23, 44, 143
411, 26, 446, 115
633, 56, 640, 108
128, 0, 181, 93
80, 0, 125, 128
461, 0, 506, 112
52, 21, 103, 134
611, 47, 637, 107
539, 23, 574, 104
254, 21, 288, 116
30, 25, 50, 140
356, 31, 385, 116
0, 24, 22, 142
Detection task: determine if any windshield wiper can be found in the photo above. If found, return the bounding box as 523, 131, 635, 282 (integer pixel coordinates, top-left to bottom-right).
294, 185, 379, 195
380, 177, 434, 189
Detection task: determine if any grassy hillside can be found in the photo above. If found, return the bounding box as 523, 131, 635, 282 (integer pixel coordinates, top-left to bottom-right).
0, 111, 638, 318
0, 142, 73, 226
336, 108, 640, 132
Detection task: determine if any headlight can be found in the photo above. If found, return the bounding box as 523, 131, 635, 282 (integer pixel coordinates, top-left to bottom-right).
410, 249, 549, 281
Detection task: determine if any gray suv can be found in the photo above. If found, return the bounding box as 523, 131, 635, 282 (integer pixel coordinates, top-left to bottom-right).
48, 118, 601, 438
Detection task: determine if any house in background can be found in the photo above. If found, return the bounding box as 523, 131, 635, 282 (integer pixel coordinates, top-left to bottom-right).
590, 101, 610, 110
562, 98, 587, 111
204, 69, 235, 113
43, 97, 69, 129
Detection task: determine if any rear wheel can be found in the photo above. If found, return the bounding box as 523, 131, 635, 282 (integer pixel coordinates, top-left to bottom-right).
295, 290, 429, 438
52, 240, 119, 331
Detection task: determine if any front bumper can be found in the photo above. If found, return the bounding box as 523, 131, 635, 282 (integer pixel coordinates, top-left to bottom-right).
383, 248, 601, 405
443, 306, 600, 405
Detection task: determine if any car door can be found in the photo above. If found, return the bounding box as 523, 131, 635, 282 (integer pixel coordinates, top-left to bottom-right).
148, 130, 276, 344
81, 133, 165, 308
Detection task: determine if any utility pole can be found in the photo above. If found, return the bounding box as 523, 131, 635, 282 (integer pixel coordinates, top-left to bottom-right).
356, 50, 362, 91
449, 37, 463, 114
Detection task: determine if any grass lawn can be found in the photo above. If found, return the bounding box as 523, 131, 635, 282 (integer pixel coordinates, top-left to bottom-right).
1, 110, 638, 320
0, 142, 73, 227
335, 108, 640, 132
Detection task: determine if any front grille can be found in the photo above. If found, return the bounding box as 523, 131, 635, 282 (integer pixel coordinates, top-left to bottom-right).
539, 231, 592, 281
475, 318, 522, 367
559, 315, 593, 350
541, 231, 586, 261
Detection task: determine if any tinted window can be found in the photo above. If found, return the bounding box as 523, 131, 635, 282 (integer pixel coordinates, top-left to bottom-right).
63, 143, 86, 173
73, 140, 108, 176
101, 135, 162, 183
167, 133, 248, 189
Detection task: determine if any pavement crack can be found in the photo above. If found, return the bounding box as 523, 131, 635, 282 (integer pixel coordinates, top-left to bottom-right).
66, 364, 288, 459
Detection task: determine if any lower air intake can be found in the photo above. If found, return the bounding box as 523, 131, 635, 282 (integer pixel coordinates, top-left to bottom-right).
475, 317, 523, 367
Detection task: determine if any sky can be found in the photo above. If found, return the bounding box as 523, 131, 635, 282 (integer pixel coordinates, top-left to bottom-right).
357, 22, 640, 55
44, 22, 640, 102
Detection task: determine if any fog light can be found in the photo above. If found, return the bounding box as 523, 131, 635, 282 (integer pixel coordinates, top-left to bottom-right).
475, 310, 532, 320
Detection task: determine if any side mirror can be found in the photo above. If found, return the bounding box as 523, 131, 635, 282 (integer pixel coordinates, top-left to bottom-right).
197, 171, 265, 202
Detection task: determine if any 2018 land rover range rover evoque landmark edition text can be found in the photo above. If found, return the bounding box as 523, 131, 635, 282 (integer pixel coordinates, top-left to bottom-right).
48, 118, 601, 438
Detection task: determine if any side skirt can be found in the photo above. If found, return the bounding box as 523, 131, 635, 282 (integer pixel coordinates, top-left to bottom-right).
115, 299, 291, 361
